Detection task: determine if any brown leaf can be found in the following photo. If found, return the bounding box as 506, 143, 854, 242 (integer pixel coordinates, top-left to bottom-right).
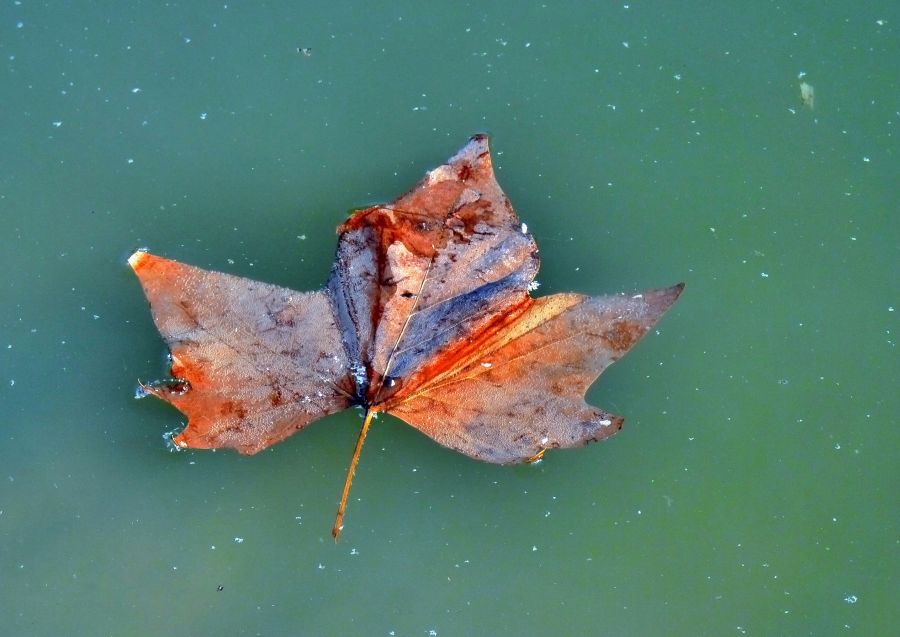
129, 134, 683, 538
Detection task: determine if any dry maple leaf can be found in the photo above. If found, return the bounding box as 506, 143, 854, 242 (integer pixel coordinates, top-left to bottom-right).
129, 134, 683, 539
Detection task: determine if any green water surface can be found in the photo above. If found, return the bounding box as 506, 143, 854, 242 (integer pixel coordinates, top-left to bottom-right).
1, 2, 897, 635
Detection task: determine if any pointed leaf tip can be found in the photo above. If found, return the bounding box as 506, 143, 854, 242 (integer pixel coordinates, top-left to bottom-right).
641, 283, 685, 315
127, 249, 150, 270
662, 282, 686, 307
449, 133, 491, 164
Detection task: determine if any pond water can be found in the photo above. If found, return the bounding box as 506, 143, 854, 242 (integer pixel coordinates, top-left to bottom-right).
1, 2, 897, 635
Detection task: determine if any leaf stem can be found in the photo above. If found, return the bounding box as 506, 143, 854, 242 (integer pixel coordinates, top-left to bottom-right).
332, 408, 375, 541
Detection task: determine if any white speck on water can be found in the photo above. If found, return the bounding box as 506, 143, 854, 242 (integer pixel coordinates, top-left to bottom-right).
760, 272, 769, 278
797, 71, 807, 79
200, 112, 208, 120
622, 41, 629, 48
428, 631, 437, 637
16, 21, 24, 29
127, 158, 134, 164
233, 537, 244, 544
9, 380, 14, 387
844, 594, 858, 604
632, 294, 643, 299
834, 443, 841, 450
317, 563, 325, 570
862, 156, 870, 163
527, 280, 540, 292
889, 306, 895, 312
876, 19, 886, 26
532, 545, 538, 552
298, 234, 307, 240
184, 36, 192, 43
210, 545, 216, 550
350, 548, 359, 556
131, 87, 141, 94
777, 378, 789, 385
673, 73, 682, 80
52, 121, 62, 128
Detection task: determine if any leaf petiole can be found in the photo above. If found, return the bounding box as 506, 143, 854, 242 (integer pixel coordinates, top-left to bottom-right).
332, 408, 375, 541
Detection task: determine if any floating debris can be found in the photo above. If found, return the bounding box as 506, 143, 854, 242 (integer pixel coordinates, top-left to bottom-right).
799, 80, 815, 109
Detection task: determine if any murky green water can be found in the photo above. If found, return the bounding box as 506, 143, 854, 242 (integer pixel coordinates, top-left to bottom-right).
2, 2, 897, 635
